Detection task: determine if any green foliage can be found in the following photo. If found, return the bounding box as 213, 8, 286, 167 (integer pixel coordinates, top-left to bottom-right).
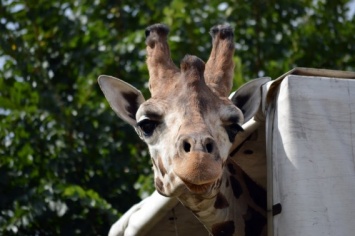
0, 0, 354, 234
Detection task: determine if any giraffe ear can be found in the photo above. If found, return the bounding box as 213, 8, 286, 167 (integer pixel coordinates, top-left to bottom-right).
230, 77, 271, 123
98, 75, 145, 126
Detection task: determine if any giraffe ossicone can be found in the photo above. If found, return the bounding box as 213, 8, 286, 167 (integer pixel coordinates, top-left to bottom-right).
99, 23, 267, 236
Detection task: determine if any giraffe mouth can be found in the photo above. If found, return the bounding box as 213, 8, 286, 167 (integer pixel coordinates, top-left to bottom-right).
182, 180, 214, 194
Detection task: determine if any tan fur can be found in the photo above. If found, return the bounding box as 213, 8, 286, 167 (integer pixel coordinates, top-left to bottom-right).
205, 25, 235, 97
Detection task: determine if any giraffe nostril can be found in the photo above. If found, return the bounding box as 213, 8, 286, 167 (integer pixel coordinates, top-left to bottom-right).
183, 141, 191, 153
206, 142, 213, 153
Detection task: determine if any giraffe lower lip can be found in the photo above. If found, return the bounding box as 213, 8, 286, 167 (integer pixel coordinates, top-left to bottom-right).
183, 181, 213, 194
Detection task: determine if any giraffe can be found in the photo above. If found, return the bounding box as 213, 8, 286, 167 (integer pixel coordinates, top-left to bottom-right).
99, 24, 267, 236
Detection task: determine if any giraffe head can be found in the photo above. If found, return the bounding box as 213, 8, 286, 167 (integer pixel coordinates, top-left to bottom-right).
99, 24, 263, 197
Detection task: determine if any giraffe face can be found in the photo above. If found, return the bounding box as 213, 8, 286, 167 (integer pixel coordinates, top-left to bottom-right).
135, 66, 243, 196
99, 23, 244, 197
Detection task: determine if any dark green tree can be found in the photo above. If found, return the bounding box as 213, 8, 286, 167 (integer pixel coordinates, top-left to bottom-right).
1, 0, 354, 235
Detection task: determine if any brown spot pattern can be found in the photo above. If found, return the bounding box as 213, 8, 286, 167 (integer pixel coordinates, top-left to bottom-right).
230, 175, 242, 199
151, 158, 157, 168
243, 206, 266, 236
242, 172, 267, 210
214, 192, 230, 209
157, 156, 166, 177
211, 220, 235, 236
243, 149, 253, 155
155, 177, 164, 193
227, 163, 236, 175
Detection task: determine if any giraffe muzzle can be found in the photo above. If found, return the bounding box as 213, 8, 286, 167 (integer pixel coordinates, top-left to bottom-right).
173, 151, 223, 194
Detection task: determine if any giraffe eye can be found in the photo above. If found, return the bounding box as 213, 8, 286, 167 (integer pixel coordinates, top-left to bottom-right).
225, 123, 243, 142
137, 119, 159, 137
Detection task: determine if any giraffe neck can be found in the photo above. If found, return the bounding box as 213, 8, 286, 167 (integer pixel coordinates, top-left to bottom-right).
177, 159, 267, 236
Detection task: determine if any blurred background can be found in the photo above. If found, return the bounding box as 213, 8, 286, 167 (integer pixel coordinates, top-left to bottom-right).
1, 0, 354, 235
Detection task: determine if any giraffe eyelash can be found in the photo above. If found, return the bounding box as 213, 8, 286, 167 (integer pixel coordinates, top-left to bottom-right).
137, 119, 160, 137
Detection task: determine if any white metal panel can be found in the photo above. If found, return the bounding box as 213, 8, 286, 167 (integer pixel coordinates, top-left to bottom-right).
108, 191, 178, 236
271, 75, 355, 236
145, 200, 209, 236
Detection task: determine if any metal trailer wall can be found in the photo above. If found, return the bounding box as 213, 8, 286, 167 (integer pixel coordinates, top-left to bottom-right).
269, 72, 355, 236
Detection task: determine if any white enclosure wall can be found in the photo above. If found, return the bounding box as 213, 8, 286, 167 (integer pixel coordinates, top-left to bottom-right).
269, 73, 355, 236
